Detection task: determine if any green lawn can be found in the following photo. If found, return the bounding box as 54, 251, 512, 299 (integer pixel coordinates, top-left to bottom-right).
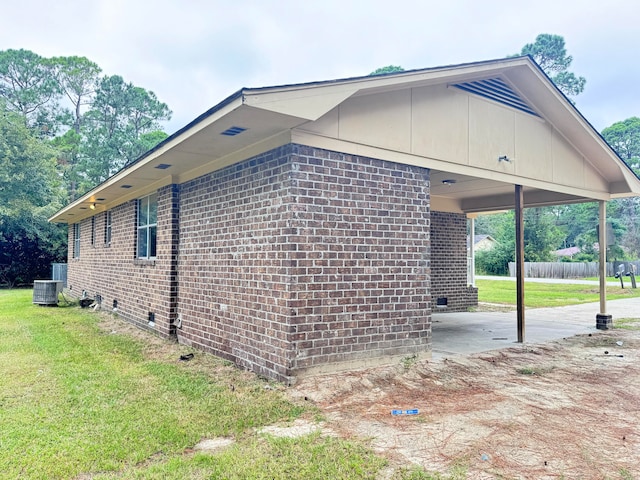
476, 279, 640, 308
7, 282, 623, 479
0, 289, 388, 479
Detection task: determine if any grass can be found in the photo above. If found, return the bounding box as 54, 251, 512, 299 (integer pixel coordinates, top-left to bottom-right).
392, 463, 468, 479
515, 366, 555, 376
619, 468, 635, 480
614, 317, 640, 330
0, 289, 386, 479
401, 353, 419, 370
476, 279, 640, 308
90, 433, 385, 479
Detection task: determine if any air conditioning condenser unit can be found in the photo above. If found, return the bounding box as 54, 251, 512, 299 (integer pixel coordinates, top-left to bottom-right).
33, 280, 63, 306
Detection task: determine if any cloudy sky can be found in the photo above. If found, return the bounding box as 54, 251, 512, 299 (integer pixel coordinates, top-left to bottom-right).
2, 0, 638, 135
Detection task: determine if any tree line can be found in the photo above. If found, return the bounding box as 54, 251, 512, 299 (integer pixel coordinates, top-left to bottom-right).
0, 49, 171, 286
2, 35, 639, 285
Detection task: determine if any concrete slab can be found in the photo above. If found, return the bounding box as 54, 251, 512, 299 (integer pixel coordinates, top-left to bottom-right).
431, 297, 640, 359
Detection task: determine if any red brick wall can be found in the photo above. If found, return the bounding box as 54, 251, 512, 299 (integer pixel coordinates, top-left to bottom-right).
66, 184, 179, 336
177, 147, 295, 380
67, 143, 436, 383
430, 211, 478, 312
287, 145, 431, 376
176, 144, 432, 382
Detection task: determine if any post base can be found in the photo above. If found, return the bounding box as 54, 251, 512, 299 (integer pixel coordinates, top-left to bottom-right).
596, 314, 613, 330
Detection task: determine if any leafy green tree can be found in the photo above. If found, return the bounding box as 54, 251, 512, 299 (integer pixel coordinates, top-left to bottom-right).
0, 103, 66, 286
601, 117, 640, 259
518, 34, 586, 99
0, 50, 173, 284
555, 201, 631, 261
554, 202, 599, 251
609, 197, 640, 259
475, 212, 515, 275
0, 104, 59, 205
523, 208, 564, 262
79, 75, 171, 186
369, 65, 405, 75
49, 56, 102, 199
50, 128, 83, 199
0, 49, 173, 197
0, 49, 61, 132
52, 56, 102, 134
602, 117, 640, 173
475, 208, 564, 274
139, 130, 169, 153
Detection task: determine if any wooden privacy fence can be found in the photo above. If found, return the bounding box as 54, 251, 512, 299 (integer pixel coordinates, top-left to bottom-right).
507, 261, 640, 279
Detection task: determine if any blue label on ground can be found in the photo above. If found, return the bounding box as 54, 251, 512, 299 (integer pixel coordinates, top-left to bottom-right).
391, 409, 419, 415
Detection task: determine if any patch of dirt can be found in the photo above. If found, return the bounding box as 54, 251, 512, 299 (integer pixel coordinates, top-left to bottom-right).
258, 418, 337, 439
474, 302, 517, 313
292, 329, 640, 479
192, 437, 234, 453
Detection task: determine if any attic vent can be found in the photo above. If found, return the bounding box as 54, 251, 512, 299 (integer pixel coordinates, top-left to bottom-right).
220, 126, 247, 136
453, 78, 539, 117
155, 163, 172, 170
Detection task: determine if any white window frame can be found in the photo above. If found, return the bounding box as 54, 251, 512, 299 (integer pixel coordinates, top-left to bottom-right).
73, 223, 81, 258
136, 193, 158, 259
104, 211, 112, 246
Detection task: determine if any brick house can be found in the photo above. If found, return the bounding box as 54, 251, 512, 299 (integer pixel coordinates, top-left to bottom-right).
50, 57, 640, 383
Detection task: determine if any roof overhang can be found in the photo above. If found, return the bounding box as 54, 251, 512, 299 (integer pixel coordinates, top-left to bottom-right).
50, 56, 640, 223
50, 94, 309, 223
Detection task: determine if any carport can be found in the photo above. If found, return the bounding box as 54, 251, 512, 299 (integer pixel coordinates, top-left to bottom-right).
414, 59, 640, 338
292, 56, 640, 339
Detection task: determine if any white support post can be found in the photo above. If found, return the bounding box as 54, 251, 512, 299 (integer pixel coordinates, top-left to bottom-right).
469, 217, 476, 287
596, 200, 612, 329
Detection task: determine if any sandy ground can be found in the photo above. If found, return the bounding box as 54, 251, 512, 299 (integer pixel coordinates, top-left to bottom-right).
291, 328, 640, 479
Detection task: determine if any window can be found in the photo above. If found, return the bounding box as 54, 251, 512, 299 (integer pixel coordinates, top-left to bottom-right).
137, 193, 157, 259
104, 211, 112, 246
73, 223, 81, 258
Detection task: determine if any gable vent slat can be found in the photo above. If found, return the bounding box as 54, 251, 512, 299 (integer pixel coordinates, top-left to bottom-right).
453, 78, 539, 117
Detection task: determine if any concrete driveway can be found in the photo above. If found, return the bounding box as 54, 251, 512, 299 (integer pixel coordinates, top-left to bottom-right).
431, 297, 640, 359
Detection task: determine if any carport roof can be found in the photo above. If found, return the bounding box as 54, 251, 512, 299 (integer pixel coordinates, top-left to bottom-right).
50, 55, 640, 223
